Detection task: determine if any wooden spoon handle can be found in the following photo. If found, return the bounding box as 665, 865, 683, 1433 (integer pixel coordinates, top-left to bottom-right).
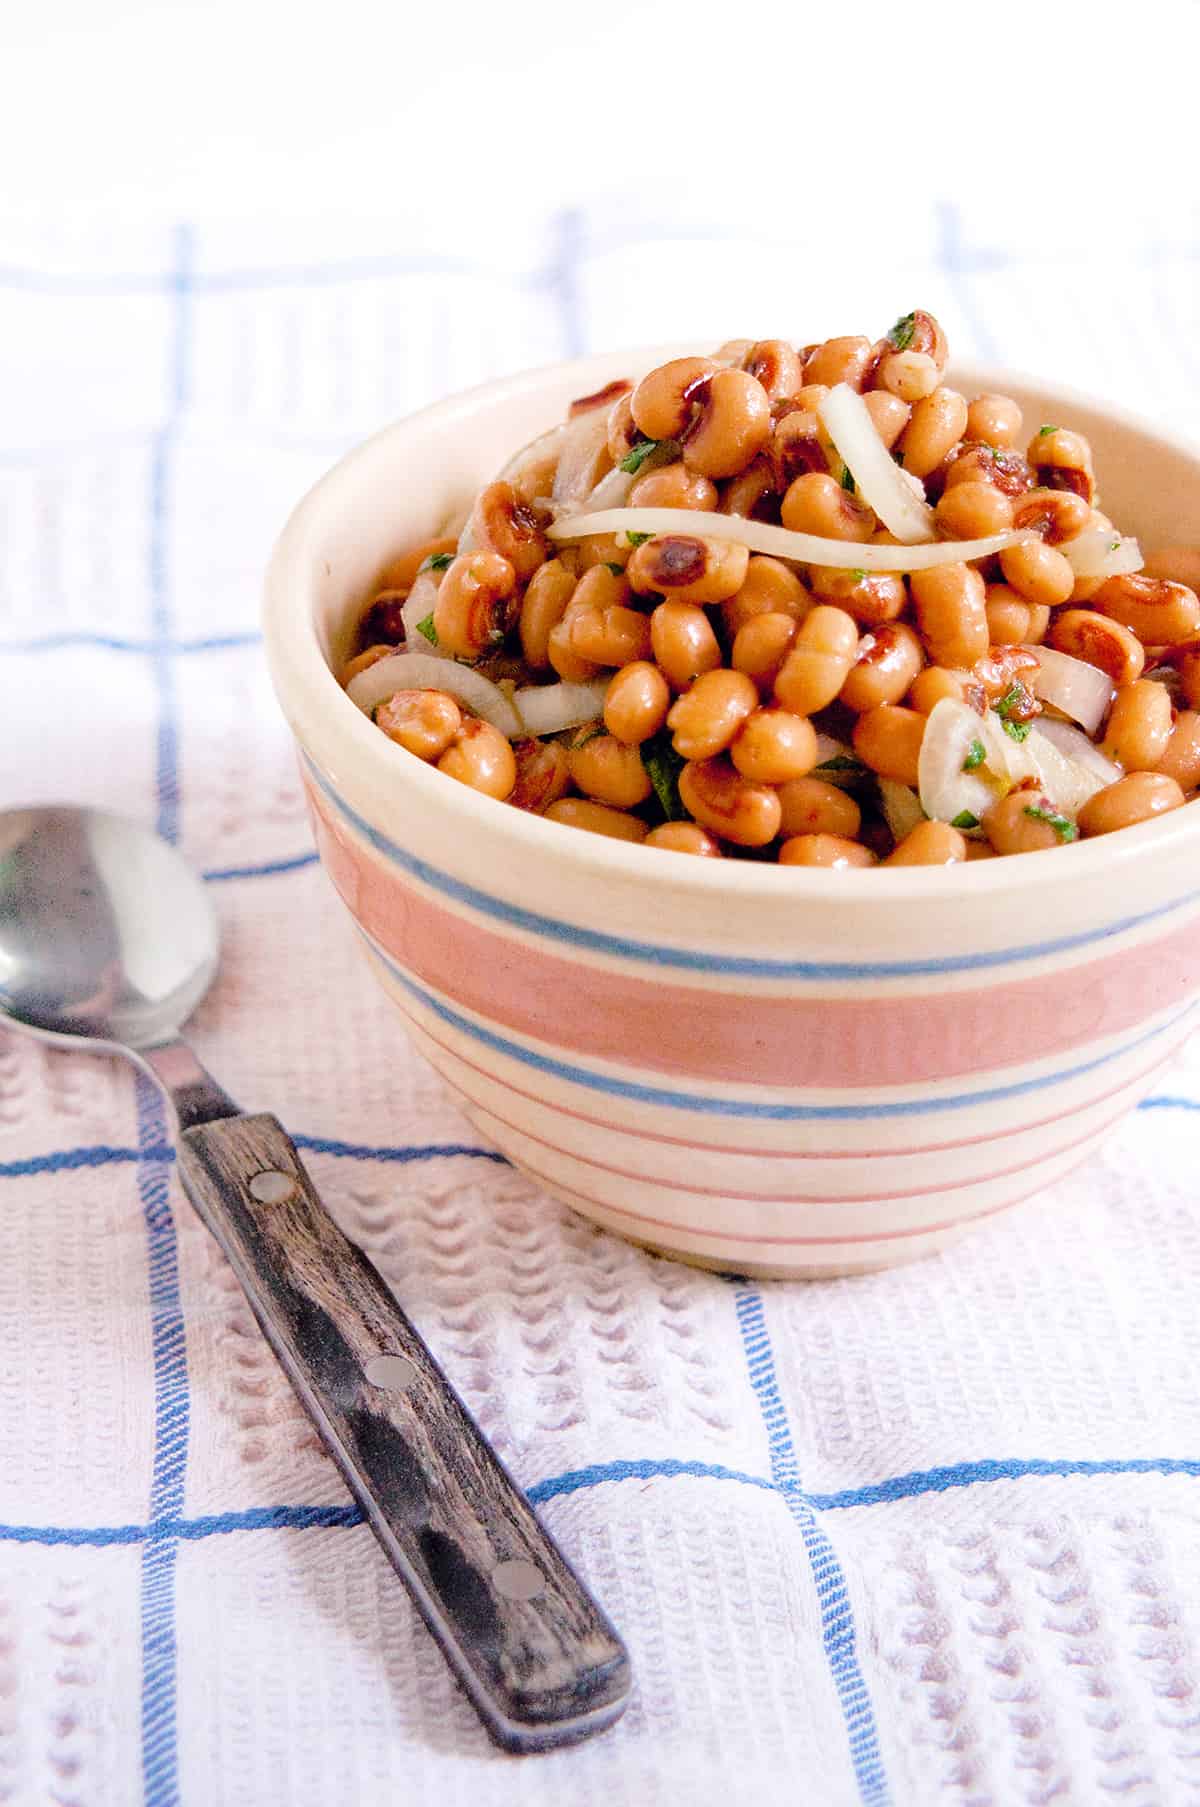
176, 1111, 630, 1752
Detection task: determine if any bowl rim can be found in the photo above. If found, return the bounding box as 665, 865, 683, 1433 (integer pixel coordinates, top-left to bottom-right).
264, 344, 1200, 903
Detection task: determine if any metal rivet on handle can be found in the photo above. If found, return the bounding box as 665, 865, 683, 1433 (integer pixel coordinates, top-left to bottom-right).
364, 1354, 417, 1391
492, 1559, 546, 1602
248, 1169, 297, 1204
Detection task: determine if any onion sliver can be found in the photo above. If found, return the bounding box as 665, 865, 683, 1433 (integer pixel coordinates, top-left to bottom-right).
347, 653, 522, 737
399, 569, 447, 656
552, 408, 614, 509
878, 779, 926, 843
1024, 642, 1113, 735
819, 384, 935, 543
548, 508, 1036, 572
1059, 527, 1143, 579
812, 734, 863, 787
580, 464, 637, 513
512, 678, 611, 737
1030, 717, 1122, 795
497, 422, 567, 490
918, 699, 1001, 828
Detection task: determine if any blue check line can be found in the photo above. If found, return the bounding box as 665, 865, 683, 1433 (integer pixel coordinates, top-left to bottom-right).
4, 1451, 1200, 1551
733, 1286, 889, 1805
0, 1137, 506, 1179
202, 850, 320, 882
0, 630, 261, 655
3, 1092, 1192, 1179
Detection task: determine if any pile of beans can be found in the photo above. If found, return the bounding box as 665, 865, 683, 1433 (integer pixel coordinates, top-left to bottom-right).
344, 314, 1200, 865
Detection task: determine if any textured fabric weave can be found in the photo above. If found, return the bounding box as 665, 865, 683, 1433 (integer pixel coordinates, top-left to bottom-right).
1, 205, 1199, 1806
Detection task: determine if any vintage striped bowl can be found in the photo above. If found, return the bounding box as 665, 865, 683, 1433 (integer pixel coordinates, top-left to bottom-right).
264, 348, 1200, 1279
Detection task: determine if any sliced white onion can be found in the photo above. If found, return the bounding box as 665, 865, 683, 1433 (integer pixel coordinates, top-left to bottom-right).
496, 421, 567, 490
548, 507, 1036, 572
399, 569, 448, 656
818, 384, 935, 544
878, 780, 926, 843
580, 463, 637, 513
512, 677, 611, 737
1020, 729, 1111, 817
812, 734, 863, 787
918, 699, 1003, 828
1031, 717, 1122, 789
1024, 642, 1113, 735
347, 653, 522, 737
552, 407, 614, 510
1059, 527, 1143, 579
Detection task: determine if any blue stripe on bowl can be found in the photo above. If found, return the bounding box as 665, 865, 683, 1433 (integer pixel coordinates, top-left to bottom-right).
365, 932, 1197, 1122
307, 755, 1199, 983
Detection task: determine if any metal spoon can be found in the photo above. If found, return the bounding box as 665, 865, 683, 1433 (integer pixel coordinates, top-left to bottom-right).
0, 805, 630, 1752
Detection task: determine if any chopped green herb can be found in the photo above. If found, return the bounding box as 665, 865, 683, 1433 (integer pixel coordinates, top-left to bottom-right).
625, 531, 654, 548
574, 721, 608, 747
1109, 538, 1121, 552
640, 730, 687, 821
816, 754, 863, 773
849, 569, 867, 584
1037, 423, 1059, 437
620, 439, 661, 475
840, 465, 856, 493
1024, 802, 1079, 842
951, 810, 980, 830
892, 448, 905, 468
415, 613, 439, 646
604, 562, 626, 576
962, 738, 986, 772
986, 444, 1006, 462
1002, 717, 1031, 742
994, 680, 1035, 725
888, 312, 916, 352
420, 550, 455, 573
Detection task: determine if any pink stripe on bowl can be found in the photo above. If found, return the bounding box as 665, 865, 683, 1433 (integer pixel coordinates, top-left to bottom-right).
310, 778, 1200, 1090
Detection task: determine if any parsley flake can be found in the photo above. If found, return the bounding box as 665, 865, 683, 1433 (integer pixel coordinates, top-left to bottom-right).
620, 439, 661, 475
962, 739, 986, 772
1037, 424, 1059, 437
849, 569, 867, 584
420, 551, 455, 573
951, 810, 980, 830
625, 531, 654, 548
893, 448, 905, 467
604, 563, 626, 576
415, 614, 439, 646
888, 312, 916, 351
816, 754, 863, 773
1024, 802, 1079, 843
1109, 538, 1121, 552
640, 730, 687, 821
840, 465, 856, 493
994, 680, 1035, 730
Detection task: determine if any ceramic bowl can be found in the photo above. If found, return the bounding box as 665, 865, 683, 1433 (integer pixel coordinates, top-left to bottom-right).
263, 348, 1200, 1278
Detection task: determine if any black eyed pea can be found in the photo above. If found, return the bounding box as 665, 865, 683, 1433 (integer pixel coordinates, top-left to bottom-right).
1100, 680, 1176, 772
667, 669, 759, 760
627, 533, 750, 606
677, 757, 782, 847
433, 551, 518, 658
1078, 772, 1186, 837
437, 717, 517, 801
470, 480, 547, 581
375, 688, 463, 761
567, 732, 654, 809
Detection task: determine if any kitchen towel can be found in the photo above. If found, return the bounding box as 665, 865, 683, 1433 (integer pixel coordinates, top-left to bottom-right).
2, 203, 1200, 1807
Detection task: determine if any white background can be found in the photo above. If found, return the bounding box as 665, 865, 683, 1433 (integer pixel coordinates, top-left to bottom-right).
4, 0, 1196, 229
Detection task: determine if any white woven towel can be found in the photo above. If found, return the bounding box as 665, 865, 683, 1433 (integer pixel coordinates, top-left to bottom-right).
2, 206, 1199, 1807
